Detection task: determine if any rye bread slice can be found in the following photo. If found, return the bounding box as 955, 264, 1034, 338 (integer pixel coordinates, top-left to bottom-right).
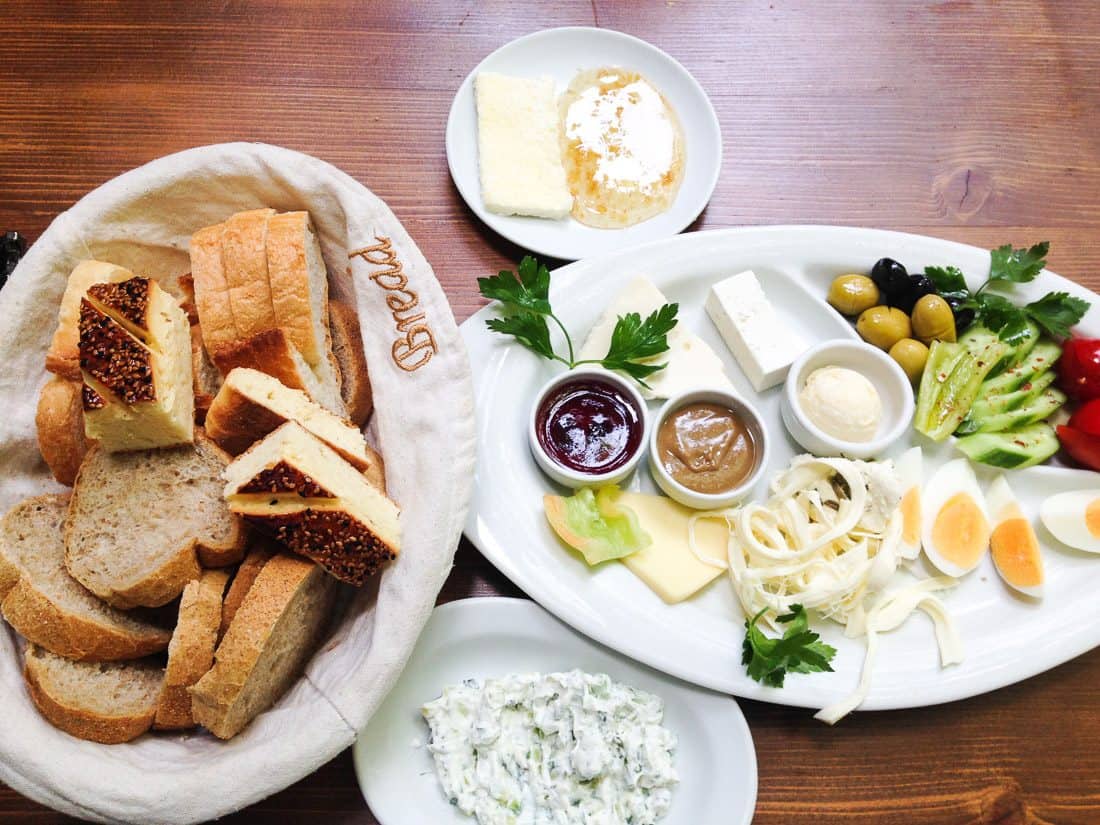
0, 494, 170, 661
65, 432, 246, 609
24, 645, 164, 744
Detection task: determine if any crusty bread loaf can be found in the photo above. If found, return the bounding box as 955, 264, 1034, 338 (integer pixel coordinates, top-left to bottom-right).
47, 260, 135, 380
35, 377, 91, 486
79, 276, 195, 452
190, 553, 336, 739
154, 569, 230, 730
65, 432, 246, 609
224, 422, 400, 585
329, 301, 373, 427
221, 208, 278, 339
1, 494, 171, 661
189, 223, 240, 358
219, 542, 275, 641
24, 645, 164, 744
206, 368, 374, 472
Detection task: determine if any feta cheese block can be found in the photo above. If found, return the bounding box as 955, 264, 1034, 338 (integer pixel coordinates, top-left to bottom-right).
475, 72, 573, 219
79, 276, 194, 451
578, 275, 733, 399
705, 269, 808, 392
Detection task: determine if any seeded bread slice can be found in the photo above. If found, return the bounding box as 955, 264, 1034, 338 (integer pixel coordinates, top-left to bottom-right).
1, 494, 171, 661
328, 301, 373, 427
65, 432, 246, 609
36, 377, 91, 487
190, 553, 336, 739
46, 260, 135, 380
24, 645, 164, 744
154, 569, 230, 730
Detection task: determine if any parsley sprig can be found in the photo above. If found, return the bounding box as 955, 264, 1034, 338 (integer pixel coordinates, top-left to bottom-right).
742, 604, 836, 688
478, 257, 679, 388
924, 242, 1089, 344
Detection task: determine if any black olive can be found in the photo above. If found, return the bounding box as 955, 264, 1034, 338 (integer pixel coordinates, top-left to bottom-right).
1, 230, 25, 287
893, 272, 936, 313
870, 258, 909, 304
952, 306, 976, 333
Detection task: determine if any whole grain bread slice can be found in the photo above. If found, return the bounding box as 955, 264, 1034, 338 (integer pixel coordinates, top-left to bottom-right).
154, 568, 230, 730
64, 432, 246, 609
218, 542, 276, 642
24, 645, 165, 744
328, 301, 373, 427
190, 553, 336, 739
35, 377, 91, 487
1, 494, 171, 661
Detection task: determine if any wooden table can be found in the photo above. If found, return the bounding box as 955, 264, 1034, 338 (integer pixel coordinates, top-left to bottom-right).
3, 2, 1100, 822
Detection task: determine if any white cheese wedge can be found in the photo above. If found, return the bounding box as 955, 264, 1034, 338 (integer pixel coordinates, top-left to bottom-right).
475, 72, 573, 219
705, 269, 808, 392
578, 276, 733, 400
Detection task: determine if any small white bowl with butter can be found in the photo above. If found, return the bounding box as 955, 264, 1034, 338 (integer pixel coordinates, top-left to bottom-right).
781, 340, 914, 460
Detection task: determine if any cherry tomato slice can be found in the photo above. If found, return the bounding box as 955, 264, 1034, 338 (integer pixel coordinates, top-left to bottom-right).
1059, 338, 1100, 401
1069, 399, 1100, 438
1057, 425, 1100, 472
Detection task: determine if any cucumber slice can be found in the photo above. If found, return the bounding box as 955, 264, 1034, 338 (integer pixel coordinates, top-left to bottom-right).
955, 423, 1059, 469
982, 340, 1062, 397
915, 340, 1007, 441
956, 370, 1058, 434
956, 387, 1065, 435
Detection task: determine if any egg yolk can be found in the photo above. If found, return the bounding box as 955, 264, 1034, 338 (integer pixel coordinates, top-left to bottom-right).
1086, 498, 1100, 538
900, 487, 921, 546
991, 517, 1043, 588
932, 493, 990, 569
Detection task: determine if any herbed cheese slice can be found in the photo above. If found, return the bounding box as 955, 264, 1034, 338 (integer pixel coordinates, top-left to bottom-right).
617, 491, 729, 604
475, 72, 573, 219
578, 276, 733, 400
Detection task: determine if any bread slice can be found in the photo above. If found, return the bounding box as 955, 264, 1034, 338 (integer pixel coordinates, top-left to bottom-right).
189, 223, 240, 358
36, 377, 91, 486
177, 272, 199, 325
79, 276, 194, 452
221, 208, 278, 339
24, 645, 164, 744
191, 323, 222, 423
329, 301, 373, 426
206, 368, 375, 473
1, 494, 171, 661
224, 422, 400, 585
47, 260, 135, 380
154, 569, 230, 730
209, 328, 345, 416
219, 542, 275, 641
65, 432, 246, 609
190, 553, 335, 739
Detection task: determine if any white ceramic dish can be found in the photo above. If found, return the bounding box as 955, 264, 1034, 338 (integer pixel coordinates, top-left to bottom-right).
445, 27, 722, 261
781, 339, 915, 459
354, 597, 757, 825
460, 225, 1100, 714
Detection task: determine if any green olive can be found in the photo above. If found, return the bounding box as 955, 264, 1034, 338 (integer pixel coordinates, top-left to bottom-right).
911, 294, 956, 344
856, 305, 912, 351
827, 274, 881, 316
889, 338, 930, 384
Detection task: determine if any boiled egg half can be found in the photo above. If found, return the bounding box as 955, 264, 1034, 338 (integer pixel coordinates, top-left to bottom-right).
1039, 489, 1100, 553
921, 458, 990, 577
895, 447, 922, 560
986, 475, 1044, 597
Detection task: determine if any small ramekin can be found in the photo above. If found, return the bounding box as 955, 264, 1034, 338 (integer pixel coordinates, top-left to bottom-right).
528, 367, 648, 489
648, 387, 769, 510
781, 339, 914, 460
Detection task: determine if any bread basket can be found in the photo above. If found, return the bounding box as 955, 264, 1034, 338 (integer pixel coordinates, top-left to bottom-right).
0, 143, 476, 823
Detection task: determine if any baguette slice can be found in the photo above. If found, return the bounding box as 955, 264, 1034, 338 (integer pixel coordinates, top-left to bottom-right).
24, 645, 164, 744
79, 276, 194, 452
1, 494, 170, 661
47, 260, 135, 380
206, 367, 374, 471
209, 328, 345, 416
219, 542, 276, 641
190, 553, 336, 739
224, 422, 400, 585
36, 377, 91, 486
189, 223, 240, 358
329, 301, 373, 426
154, 569, 230, 730
221, 208, 278, 339
65, 433, 246, 609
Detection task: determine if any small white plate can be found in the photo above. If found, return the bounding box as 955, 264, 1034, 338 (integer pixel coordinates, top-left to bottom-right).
446, 27, 722, 261
353, 597, 757, 825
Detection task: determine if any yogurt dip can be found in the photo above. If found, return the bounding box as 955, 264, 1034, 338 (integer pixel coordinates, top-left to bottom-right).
799, 365, 882, 442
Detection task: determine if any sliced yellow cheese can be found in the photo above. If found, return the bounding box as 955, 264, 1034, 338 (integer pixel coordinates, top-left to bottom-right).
617, 491, 729, 604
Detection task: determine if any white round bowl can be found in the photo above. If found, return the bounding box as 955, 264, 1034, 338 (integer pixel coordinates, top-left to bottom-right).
648, 388, 769, 510
529, 367, 648, 488
781, 339, 914, 460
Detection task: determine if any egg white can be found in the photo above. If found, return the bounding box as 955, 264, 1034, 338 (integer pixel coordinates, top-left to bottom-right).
921, 458, 990, 578
894, 447, 922, 560
1039, 489, 1100, 554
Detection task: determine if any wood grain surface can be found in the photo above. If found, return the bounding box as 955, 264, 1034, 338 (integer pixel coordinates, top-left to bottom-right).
2, 1, 1099, 823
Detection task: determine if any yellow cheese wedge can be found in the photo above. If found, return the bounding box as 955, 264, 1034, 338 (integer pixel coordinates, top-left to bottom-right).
616, 491, 729, 604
